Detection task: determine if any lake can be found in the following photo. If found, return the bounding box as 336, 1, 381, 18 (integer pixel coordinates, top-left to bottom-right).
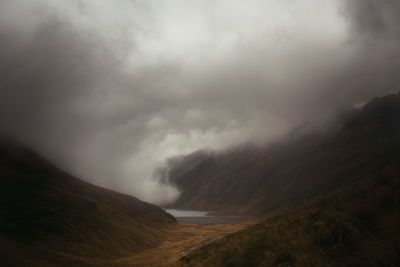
165, 209, 246, 224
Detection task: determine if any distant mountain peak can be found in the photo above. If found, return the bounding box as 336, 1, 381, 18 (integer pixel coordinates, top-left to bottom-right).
167, 92, 400, 216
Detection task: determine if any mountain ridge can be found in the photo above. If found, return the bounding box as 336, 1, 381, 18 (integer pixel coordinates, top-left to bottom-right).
177, 92, 400, 266
166, 92, 400, 216
0, 138, 176, 265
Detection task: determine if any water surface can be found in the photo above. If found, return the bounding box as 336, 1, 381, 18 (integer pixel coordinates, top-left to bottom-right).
165, 209, 245, 224
165, 209, 208, 217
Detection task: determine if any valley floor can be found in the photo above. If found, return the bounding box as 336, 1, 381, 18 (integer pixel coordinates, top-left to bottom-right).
114, 220, 256, 266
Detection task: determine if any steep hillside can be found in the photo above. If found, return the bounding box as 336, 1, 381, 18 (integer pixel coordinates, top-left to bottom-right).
166, 92, 400, 216
0, 140, 176, 266
179, 164, 400, 266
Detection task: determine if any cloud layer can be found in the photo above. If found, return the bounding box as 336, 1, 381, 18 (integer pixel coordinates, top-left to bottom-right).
0, 0, 398, 204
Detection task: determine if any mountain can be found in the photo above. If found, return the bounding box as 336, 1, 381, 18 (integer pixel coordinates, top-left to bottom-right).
179, 166, 400, 266
177, 92, 400, 266
166, 92, 400, 216
0, 139, 176, 266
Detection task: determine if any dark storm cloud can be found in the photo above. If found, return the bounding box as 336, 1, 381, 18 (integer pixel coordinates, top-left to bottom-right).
0, 1, 150, 196
0, 0, 398, 204
335, 0, 400, 104
343, 0, 400, 38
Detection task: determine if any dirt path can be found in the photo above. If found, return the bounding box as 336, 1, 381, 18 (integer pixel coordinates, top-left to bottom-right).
115, 220, 256, 266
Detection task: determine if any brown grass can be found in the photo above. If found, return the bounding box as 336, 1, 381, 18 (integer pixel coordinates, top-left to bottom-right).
115, 220, 256, 266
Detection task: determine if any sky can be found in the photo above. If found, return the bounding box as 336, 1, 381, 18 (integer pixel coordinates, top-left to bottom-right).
0, 0, 399, 204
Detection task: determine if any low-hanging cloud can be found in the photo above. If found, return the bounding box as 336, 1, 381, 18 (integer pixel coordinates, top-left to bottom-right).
0, 0, 398, 204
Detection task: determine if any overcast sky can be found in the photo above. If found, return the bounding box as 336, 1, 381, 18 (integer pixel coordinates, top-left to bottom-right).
0, 0, 399, 204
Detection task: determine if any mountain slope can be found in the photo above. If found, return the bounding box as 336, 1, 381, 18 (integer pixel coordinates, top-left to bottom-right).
0, 140, 176, 266
166, 92, 400, 216
179, 165, 400, 266
178, 93, 400, 265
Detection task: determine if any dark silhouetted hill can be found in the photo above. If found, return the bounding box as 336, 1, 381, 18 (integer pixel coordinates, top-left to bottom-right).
167, 92, 400, 216
0, 138, 176, 266
179, 166, 400, 266
177, 92, 400, 266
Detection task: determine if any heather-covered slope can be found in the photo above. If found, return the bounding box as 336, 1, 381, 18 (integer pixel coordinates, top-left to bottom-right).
179, 167, 400, 266
167, 93, 400, 216
0, 140, 176, 266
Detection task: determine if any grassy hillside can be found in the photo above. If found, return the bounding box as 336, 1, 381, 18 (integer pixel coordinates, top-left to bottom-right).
176, 92, 400, 266
166, 93, 400, 216
179, 164, 400, 266
0, 140, 176, 265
